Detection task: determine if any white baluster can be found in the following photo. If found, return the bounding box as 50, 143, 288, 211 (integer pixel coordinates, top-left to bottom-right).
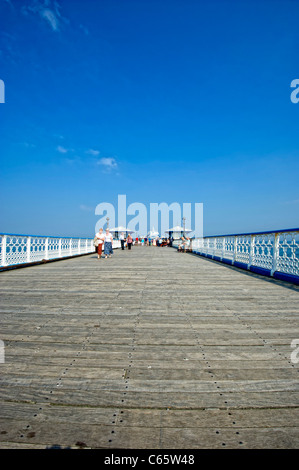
45, 237, 49, 260
271, 233, 279, 276
26, 236, 31, 263
1, 235, 7, 266
222, 237, 225, 260
232, 236, 237, 265
248, 235, 255, 270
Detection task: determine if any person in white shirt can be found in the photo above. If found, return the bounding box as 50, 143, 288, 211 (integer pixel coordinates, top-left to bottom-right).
119, 232, 125, 250
95, 228, 105, 259
104, 229, 114, 258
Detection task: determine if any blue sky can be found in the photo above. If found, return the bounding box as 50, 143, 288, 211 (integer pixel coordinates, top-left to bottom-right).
0, 0, 298, 237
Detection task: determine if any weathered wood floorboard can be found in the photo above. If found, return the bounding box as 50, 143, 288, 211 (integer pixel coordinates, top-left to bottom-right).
0, 246, 298, 448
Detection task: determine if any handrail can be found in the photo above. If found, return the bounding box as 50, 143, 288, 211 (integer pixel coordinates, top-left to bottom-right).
0, 233, 120, 268
0, 233, 93, 239
174, 228, 299, 285
201, 228, 299, 238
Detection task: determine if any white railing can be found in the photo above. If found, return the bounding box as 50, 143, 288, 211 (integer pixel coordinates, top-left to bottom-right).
0, 233, 121, 268
174, 229, 299, 284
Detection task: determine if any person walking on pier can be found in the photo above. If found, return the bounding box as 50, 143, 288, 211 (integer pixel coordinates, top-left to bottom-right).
119, 232, 125, 250
104, 228, 114, 258
95, 228, 105, 259
127, 233, 133, 250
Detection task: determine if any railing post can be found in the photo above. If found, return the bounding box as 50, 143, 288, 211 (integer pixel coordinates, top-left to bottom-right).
58, 239, 62, 258
1, 235, 7, 266
222, 237, 225, 260
248, 234, 255, 270
78, 239, 81, 255
271, 233, 279, 276
26, 236, 31, 263
70, 238, 72, 256
45, 237, 49, 260
232, 236, 237, 265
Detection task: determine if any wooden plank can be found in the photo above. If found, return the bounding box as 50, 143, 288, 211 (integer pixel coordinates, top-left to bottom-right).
0, 246, 298, 449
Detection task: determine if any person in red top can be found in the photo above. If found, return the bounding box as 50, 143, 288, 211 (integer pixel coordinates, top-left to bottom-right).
95, 228, 105, 259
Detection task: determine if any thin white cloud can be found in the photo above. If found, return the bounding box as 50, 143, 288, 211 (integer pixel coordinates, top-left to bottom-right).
14, 141, 36, 148
97, 157, 118, 171
86, 149, 100, 156
41, 8, 59, 31
13, 1, 86, 35
0, 31, 18, 65
282, 199, 299, 205
57, 145, 68, 153
64, 156, 81, 165
79, 204, 94, 212
23, 142, 36, 148
22, 1, 66, 32
4, 0, 14, 7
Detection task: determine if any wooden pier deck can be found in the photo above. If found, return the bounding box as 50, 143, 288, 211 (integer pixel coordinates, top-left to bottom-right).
0, 246, 298, 449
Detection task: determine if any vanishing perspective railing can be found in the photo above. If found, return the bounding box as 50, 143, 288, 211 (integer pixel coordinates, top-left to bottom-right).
0, 233, 121, 268
174, 228, 299, 284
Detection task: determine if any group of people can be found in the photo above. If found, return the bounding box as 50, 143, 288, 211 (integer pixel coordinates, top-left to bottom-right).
94, 228, 114, 259
94, 229, 134, 259
119, 232, 133, 250
177, 236, 192, 252
155, 237, 173, 247
94, 229, 191, 258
